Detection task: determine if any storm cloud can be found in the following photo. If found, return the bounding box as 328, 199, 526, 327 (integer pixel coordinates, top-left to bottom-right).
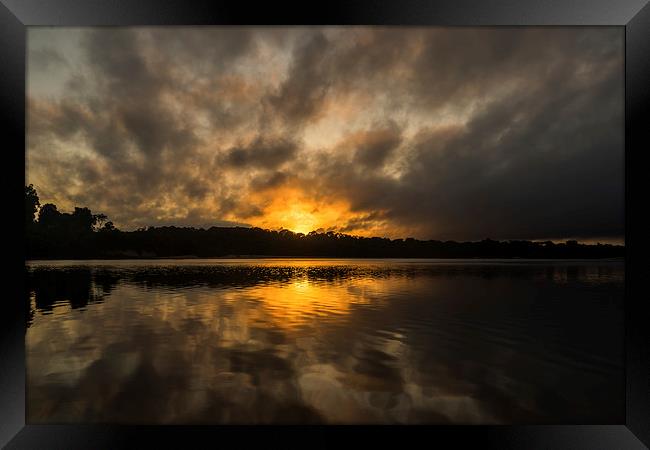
222, 137, 298, 169
27, 27, 624, 242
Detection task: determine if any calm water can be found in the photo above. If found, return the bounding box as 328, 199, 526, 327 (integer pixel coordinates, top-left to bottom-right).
25, 259, 624, 424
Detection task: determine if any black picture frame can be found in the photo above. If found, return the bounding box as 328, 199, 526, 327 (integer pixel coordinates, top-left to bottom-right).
2, 1, 648, 448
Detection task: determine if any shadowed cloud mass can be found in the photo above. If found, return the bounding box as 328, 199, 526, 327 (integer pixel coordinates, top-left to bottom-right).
27, 27, 623, 242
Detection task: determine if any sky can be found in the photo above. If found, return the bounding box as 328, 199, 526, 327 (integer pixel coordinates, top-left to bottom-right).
26, 27, 624, 243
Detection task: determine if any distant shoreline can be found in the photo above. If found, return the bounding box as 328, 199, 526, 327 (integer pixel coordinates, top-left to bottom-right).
26, 217, 625, 261
25, 255, 626, 262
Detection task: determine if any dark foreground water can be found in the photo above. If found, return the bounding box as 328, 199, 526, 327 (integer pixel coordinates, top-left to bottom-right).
25, 259, 624, 424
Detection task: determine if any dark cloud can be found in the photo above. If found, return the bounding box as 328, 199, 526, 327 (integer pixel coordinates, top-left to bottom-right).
350, 122, 403, 168
27, 27, 624, 241
337, 211, 389, 234
310, 30, 624, 241
250, 171, 290, 191
28, 29, 229, 228
266, 31, 332, 127
222, 137, 298, 170
264, 28, 415, 127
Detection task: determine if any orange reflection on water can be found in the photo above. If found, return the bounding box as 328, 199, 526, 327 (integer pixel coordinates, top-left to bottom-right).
232, 276, 386, 330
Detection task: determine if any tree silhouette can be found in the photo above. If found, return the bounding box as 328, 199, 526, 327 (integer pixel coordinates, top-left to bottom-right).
100, 221, 116, 232
38, 203, 61, 229
25, 184, 40, 227
24, 186, 625, 260
93, 213, 108, 231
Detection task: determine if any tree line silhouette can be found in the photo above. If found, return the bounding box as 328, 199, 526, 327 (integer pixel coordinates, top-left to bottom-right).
25, 185, 625, 259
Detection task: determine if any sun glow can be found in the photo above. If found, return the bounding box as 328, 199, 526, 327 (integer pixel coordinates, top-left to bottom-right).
284, 206, 319, 235
250, 187, 351, 235
240, 185, 416, 239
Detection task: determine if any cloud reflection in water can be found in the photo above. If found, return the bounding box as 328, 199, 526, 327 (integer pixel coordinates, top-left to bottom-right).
26, 259, 624, 424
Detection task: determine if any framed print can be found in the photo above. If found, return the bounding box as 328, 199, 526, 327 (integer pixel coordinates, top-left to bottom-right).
2, 0, 649, 448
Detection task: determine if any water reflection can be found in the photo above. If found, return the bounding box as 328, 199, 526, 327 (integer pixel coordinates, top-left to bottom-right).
26, 259, 624, 424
